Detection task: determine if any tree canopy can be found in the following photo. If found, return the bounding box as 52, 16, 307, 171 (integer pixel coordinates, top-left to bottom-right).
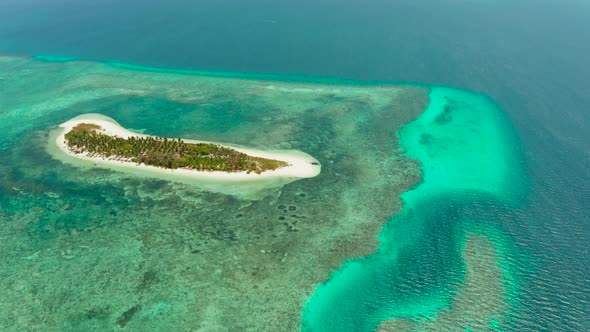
64, 124, 288, 174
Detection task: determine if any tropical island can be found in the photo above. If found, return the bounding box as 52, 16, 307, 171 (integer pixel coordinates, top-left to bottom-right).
65, 123, 289, 174
54, 114, 321, 180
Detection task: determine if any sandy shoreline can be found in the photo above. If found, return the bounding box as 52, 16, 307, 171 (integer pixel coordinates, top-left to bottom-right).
53, 114, 321, 181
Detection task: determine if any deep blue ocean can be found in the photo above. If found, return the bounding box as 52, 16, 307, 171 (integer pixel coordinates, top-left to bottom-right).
0, 0, 588, 330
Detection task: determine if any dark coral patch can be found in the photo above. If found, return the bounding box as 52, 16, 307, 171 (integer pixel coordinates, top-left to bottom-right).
116, 304, 141, 327
419, 134, 434, 146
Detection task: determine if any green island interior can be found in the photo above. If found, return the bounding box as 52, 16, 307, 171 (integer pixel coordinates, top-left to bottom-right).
0, 55, 526, 331
64, 123, 288, 173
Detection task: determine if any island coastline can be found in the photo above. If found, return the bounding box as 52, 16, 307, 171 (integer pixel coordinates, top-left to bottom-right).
53, 114, 321, 182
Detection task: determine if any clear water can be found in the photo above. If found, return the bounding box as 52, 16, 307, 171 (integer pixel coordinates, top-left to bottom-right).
1, 56, 431, 330
1, 0, 589, 331
302, 87, 527, 330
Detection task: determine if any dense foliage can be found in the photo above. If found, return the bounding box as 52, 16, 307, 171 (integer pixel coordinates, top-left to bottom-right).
64, 124, 288, 173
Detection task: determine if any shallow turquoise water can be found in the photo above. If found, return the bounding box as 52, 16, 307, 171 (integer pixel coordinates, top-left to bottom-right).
302, 87, 526, 330
0, 0, 589, 329
0, 56, 433, 330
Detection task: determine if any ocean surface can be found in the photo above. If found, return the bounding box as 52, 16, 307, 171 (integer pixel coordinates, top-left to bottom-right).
1, 0, 589, 331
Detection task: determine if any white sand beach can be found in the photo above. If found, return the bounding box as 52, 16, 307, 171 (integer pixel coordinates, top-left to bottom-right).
53, 114, 321, 182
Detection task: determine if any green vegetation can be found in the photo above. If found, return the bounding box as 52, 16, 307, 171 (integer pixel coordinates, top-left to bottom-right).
64, 124, 288, 173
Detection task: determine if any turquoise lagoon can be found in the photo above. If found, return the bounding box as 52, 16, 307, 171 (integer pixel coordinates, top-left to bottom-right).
302, 87, 527, 331
0, 56, 527, 331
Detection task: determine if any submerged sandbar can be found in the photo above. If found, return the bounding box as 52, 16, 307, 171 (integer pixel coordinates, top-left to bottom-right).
54, 114, 321, 181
